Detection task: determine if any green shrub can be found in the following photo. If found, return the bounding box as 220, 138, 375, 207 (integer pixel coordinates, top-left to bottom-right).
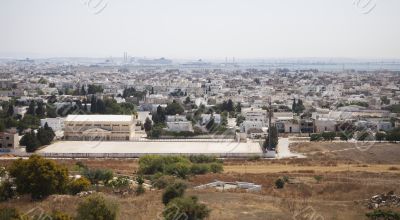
0, 180, 15, 202
282, 176, 289, 183
107, 176, 131, 188
8, 155, 68, 200
310, 133, 322, 141
76, 194, 118, 220
82, 168, 113, 184
0, 207, 20, 220
68, 177, 91, 195
209, 163, 223, 173
135, 185, 145, 196
188, 155, 218, 163
321, 132, 336, 141
152, 175, 177, 189
375, 132, 386, 142
314, 175, 323, 183
190, 164, 210, 175
166, 162, 191, 179
366, 209, 400, 220
163, 196, 210, 220
51, 211, 73, 220
138, 155, 190, 175
275, 178, 285, 189
339, 132, 353, 141
136, 175, 145, 185
162, 182, 187, 205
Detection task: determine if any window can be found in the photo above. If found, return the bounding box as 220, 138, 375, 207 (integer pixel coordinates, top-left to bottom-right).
7, 144, 12, 147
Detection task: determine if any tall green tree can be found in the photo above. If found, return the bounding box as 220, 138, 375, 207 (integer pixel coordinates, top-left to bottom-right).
27, 101, 36, 115
19, 131, 40, 152
144, 117, 153, 132
263, 125, 278, 150
37, 123, 55, 145
165, 101, 184, 115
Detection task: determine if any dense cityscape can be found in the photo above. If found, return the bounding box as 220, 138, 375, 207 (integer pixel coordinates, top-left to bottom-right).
1, 0, 400, 219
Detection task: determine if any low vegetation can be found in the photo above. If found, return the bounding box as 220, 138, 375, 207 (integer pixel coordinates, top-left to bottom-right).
138, 155, 223, 179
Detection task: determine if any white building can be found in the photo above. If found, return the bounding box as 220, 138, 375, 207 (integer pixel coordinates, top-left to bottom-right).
40, 117, 65, 132
242, 108, 268, 125
165, 115, 193, 132
166, 122, 194, 132
314, 118, 337, 133
64, 115, 135, 141
201, 114, 221, 125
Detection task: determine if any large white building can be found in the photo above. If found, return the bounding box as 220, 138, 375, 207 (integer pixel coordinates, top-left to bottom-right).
64, 115, 135, 141
40, 117, 65, 132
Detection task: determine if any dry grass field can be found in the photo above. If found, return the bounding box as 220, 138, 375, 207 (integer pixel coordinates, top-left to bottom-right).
1, 142, 400, 219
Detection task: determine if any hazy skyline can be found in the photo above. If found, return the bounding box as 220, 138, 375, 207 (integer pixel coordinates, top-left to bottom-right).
1, 0, 400, 59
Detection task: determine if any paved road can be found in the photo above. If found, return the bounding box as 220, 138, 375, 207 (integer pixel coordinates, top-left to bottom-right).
276, 138, 306, 159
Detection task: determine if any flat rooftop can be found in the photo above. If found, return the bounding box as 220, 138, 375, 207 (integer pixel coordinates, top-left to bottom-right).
65, 115, 133, 122
39, 140, 263, 157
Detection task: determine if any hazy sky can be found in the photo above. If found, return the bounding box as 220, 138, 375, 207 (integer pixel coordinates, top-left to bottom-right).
1, 0, 399, 59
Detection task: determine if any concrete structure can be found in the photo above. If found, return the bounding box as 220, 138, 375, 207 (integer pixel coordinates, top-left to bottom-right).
64, 115, 134, 141
40, 117, 65, 132
194, 180, 262, 192
0, 128, 19, 151
166, 115, 193, 132
201, 114, 221, 125
243, 108, 268, 125
314, 118, 336, 132
38, 140, 263, 157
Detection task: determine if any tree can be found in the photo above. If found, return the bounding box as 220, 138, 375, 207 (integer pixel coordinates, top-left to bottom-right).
144, 117, 153, 132
163, 196, 210, 220
205, 117, 215, 131
9, 155, 69, 200
184, 97, 191, 105
162, 182, 187, 205
0, 180, 15, 201
236, 115, 245, 126
96, 99, 106, 114
87, 84, 103, 94
263, 125, 278, 150
76, 194, 118, 220
35, 102, 45, 117
90, 96, 97, 113
27, 101, 36, 115
36, 123, 55, 146
386, 128, 400, 142
375, 132, 386, 142
19, 131, 40, 152
165, 101, 184, 115
6, 105, 14, 117
81, 85, 86, 95
152, 105, 166, 124
236, 102, 242, 113
46, 105, 57, 118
